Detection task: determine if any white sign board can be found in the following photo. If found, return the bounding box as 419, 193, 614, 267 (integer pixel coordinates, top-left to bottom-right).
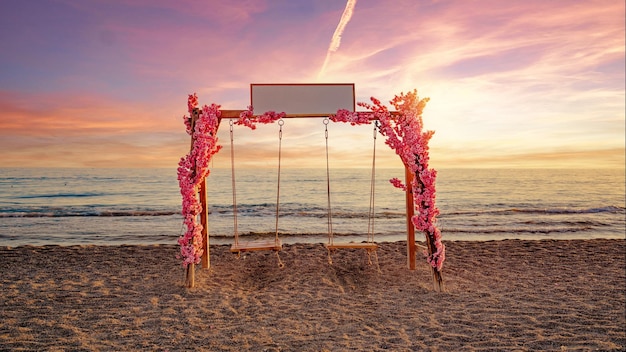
251, 83, 355, 115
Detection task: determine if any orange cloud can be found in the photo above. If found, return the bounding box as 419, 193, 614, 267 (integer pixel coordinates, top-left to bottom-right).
431, 146, 625, 169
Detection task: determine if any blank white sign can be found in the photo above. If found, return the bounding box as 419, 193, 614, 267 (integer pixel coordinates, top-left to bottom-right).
251, 84, 355, 115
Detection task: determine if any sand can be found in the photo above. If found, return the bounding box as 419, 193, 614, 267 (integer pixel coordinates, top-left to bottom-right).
1, 239, 624, 351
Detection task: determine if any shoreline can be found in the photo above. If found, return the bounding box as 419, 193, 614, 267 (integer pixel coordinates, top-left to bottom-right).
1, 239, 624, 350
3, 233, 626, 249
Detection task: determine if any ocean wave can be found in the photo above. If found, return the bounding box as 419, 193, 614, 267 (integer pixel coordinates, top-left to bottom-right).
209, 204, 406, 219
440, 226, 594, 234
2, 205, 623, 219
445, 206, 625, 216
16, 192, 110, 199
0, 208, 398, 219
0, 210, 179, 218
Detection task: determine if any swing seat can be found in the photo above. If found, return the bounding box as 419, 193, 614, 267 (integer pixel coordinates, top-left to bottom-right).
324, 242, 377, 251
230, 239, 283, 253
325, 241, 380, 268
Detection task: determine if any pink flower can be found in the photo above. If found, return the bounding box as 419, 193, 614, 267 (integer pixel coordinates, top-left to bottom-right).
235, 106, 286, 129
187, 93, 199, 113
330, 109, 372, 125
389, 177, 406, 191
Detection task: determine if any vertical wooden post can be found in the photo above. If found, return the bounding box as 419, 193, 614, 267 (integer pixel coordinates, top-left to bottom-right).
200, 177, 210, 269
185, 264, 195, 288
405, 165, 416, 270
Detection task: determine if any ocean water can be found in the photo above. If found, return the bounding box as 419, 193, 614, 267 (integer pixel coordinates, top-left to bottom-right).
0, 168, 624, 247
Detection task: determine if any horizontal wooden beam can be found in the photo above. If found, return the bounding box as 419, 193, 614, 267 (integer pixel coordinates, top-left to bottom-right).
219, 110, 399, 119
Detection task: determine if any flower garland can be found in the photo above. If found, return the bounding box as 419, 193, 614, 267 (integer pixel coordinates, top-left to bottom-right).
177, 93, 222, 267
331, 90, 445, 271
235, 105, 286, 129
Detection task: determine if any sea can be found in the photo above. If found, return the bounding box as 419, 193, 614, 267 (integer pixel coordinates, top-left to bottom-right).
0, 168, 624, 247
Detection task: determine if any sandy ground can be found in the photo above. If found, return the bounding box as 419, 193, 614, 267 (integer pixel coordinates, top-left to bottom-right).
1, 239, 624, 351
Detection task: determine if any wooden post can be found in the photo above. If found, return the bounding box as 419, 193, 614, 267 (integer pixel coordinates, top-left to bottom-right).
200, 177, 210, 269
185, 263, 195, 288
432, 265, 444, 292
422, 226, 445, 291
408, 162, 445, 292
405, 165, 416, 270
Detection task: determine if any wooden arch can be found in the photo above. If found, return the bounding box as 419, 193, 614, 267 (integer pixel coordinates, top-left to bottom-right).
181, 84, 445, 291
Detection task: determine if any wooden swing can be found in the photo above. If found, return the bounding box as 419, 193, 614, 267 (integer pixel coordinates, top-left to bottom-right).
185, 84, 443, 291
323, 118, 379, 265
228, 118, 284, 267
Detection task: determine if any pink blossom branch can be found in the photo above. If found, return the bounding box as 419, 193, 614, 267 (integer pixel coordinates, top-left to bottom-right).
235, 106, 286, 129
177, 94, 222, 267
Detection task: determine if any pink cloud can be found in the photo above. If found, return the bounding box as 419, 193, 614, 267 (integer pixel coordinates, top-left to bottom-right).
0, 0, 623, 168
0, 91, 180, 136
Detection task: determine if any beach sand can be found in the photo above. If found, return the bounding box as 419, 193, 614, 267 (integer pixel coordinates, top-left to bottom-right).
1, 239, 624, 351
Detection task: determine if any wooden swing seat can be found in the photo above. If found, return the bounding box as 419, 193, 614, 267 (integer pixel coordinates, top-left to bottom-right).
324, 242, 377, 251
230, 239, 283, 253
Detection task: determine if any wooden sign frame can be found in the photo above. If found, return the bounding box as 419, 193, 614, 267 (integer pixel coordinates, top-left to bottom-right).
250, 83, 355, 116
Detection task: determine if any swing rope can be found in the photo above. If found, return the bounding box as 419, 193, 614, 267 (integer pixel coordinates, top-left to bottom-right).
324, 119, 378, 247
229, 118, 284, 267
367, 122, 378, 243
230, 119, 240, 247
274, 119, 284, 245
323, 118, 334, 246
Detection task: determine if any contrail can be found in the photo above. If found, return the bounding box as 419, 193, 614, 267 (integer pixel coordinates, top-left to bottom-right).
318, 0, 357, 79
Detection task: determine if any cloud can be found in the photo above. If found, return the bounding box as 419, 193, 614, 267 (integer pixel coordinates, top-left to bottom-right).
432, 146, 625, 169
318, 0, 358, 79
0, 0, 623, 169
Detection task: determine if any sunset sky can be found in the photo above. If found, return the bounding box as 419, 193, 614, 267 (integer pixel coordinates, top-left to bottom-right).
0, 0, 624, 169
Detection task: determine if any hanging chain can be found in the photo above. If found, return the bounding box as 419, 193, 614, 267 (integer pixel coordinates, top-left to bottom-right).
274, 119, 284, 244
323, 118, 334, 245
229, 119, 239, 246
